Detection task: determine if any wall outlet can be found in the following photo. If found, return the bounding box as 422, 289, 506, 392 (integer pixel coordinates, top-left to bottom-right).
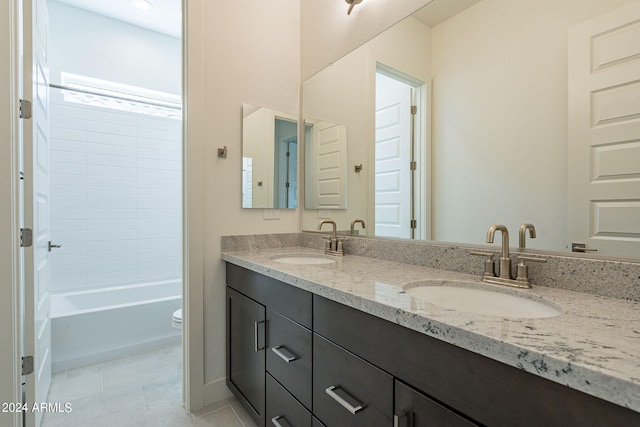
317, 209, 330, 219
263, 209, 281, 220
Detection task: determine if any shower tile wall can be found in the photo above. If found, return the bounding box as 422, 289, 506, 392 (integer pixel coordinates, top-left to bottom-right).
49, 90, 182, 293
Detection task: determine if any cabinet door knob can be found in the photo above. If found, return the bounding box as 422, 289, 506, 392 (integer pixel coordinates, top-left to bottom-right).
271, 345, 298, 363
326, 385, 366, 415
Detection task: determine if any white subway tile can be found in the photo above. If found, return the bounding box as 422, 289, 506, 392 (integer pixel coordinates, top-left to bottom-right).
87, 131, 137, 147
137, 127, 180, 142
51, 263, 87, 278
50, 208, 88, 221
138, 237, 180, 249
87, 153, 137, 168
86, 176, 136, 189
138, 208, 180, 219
87, 208, 137, 219
50, 116, 86, 131
87, 250, 137, 264
136, 116, 181, 132
88, 229, 137, 241
50, 139, 86, 153
51, 196, 87, 209
87, 143, 136, 157
87, 109, 139, 126
50, 274, 88, 292
50, 127, 86, 142
88, 270, 138, 287
87, 164, 137, 178
87, 198, 137, 209
137, 147, 181, 161
88, 239, 137, 253
87, 187, 137, 199
137, 138, 180, 152
88, 219, 137, 231
51, 219, 87, 232
137, 157, 181, 171
51, 252, 88, 266
87, 120, 138, 137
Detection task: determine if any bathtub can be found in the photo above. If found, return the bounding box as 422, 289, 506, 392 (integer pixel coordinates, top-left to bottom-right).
51, 280, 182, 371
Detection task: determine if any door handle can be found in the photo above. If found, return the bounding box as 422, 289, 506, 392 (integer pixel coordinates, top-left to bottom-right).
325, 385, 366, 414
48, 241, 62, 252
571, 243, 597, 253
271, 416, 291, 427
254, 320, 266, 352
271, 346, 298, 363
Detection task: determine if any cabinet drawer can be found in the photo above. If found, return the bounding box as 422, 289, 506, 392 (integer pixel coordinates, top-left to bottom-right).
313, 334, 393, 427
395, 380, 478, 427
267, 308, 312, 409
267, 373, 312, 427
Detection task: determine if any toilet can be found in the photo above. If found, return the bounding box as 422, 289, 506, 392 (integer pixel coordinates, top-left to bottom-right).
171, 309, 182, 330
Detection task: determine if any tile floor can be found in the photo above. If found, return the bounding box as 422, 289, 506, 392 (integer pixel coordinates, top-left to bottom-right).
42, 345, 257, 427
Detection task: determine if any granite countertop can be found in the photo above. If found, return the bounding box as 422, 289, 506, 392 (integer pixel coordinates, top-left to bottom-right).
221, 246, 640, 413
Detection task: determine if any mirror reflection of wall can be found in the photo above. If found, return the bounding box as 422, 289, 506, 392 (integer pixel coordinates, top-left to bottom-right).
301, 0, 640, 259
242, 104, 298, 209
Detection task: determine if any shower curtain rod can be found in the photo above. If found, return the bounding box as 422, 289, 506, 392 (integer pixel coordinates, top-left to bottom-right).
49, 83, 182, 111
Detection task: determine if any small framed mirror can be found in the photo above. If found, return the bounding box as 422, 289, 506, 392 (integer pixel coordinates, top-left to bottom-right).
242, 104, 298, 209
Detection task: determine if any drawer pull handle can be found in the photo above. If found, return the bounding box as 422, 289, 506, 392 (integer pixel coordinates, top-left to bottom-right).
254, 320, 266, 352
271, 416, 291, 427
325, 385, 366, 415
272, 346, 298, 363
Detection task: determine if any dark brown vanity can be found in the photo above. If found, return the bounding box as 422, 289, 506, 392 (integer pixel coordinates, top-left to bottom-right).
226, 263, 639, 427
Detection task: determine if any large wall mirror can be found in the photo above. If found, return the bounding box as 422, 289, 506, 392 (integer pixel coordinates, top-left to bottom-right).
302, 0, 640, 259
242, 104, 298, 209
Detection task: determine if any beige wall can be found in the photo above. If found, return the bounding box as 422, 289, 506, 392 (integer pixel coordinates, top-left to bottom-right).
186, 0, 301, 405
430, 0, 636, 249
301, 0, 432, 80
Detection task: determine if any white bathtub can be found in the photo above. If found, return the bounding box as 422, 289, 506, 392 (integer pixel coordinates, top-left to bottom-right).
51, 280, 182, 371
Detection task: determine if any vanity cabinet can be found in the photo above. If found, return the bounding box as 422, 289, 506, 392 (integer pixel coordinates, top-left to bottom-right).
313, 334, 393, 427
394, 380, 477, 427
227, 288, 265, 422
226, 264, 640, 427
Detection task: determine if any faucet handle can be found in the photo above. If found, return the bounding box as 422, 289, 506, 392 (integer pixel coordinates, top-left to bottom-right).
516, 255, 547, 283
470, 250, 496, 277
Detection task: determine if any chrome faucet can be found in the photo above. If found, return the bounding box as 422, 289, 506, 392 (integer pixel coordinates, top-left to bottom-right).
350, 219, 366, 235
318, 220, 344, 256
486, 224, 512, 279
519, 223, 536, 248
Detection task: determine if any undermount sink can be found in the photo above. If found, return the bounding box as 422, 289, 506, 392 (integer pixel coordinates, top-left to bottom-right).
404, 281, 561, 319
271, 254, 336, 265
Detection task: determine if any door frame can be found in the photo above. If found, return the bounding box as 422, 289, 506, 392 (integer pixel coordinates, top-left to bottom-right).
1, 0, 23, 426
1, 1, 204, 424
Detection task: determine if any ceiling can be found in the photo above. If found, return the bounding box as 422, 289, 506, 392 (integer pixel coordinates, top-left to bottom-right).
54, 0, 181, 38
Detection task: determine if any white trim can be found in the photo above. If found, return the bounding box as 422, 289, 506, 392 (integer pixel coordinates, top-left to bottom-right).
2, 0, 24, 425
182, 0, 205, 412
203, 378, 234, 407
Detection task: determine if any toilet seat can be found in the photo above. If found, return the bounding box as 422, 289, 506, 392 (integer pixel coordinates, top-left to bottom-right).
171, 309, 182, 329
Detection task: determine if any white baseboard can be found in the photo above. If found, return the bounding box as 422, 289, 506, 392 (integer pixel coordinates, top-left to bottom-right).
203, 376, 233, 407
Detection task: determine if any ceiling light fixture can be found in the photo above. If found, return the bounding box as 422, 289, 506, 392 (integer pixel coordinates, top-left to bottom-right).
345, 0, 363, 15
132, 0, 153, 11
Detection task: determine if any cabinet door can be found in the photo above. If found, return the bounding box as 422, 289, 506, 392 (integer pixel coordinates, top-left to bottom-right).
266, 373, 312, 427
395, 380, 478, 427
227, 287, 266, 425
313, 334, 393, 427
267, 308, 312, 409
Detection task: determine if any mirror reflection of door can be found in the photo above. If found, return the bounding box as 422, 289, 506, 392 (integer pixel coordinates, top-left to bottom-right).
274, 118, 298, 208
375, 68, 426, 239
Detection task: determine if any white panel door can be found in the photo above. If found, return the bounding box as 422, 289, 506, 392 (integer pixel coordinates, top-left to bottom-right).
568, 0, 640, 257
314, 122, 348, 208
375, 72, 412, 239
23, 0, 52, 425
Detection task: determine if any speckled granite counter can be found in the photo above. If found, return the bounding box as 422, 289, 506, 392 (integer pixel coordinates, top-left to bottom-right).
222, 246, 640, 413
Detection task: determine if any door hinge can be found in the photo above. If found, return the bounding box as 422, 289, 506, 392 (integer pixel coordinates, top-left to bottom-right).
410, 219, 417, 229
286, 151, 290, 157
20, 228, 33, 248
285, 182, 290, 188
411, 105, 417, 115
410, 161, 417, 171
22, 356, 34, 376
19, 99, 32, 119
